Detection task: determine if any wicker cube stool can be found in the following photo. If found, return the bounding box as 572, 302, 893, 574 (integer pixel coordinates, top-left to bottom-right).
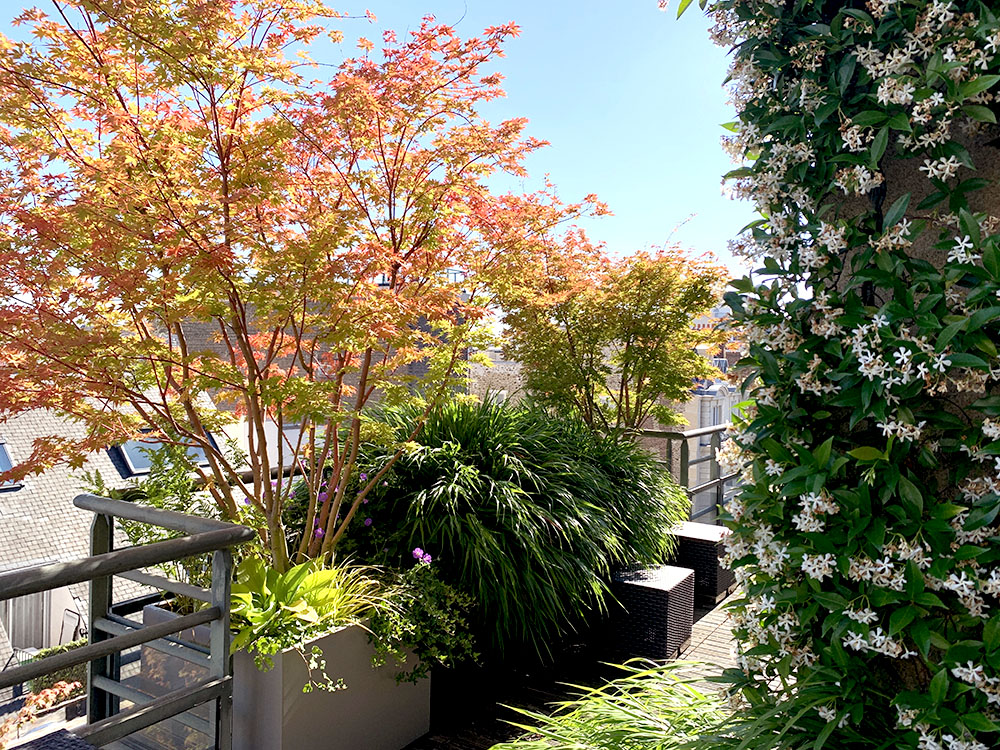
671, 521, 736, 605
610, 565, 695, 660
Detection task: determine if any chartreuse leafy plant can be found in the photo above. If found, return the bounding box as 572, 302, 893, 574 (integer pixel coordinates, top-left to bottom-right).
346, 398, 688, 659
230, 558, 382, 692
0, 1, 600, 573
672, 0, 1000, 746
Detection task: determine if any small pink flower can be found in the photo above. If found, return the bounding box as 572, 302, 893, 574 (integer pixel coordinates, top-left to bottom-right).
314, 527, 324, 539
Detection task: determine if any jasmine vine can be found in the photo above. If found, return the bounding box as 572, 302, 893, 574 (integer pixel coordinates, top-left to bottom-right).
700, 0, 1000, 746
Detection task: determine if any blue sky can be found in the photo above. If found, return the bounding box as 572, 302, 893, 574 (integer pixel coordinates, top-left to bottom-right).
0, 1, 756, 274
360, 1, 756, 274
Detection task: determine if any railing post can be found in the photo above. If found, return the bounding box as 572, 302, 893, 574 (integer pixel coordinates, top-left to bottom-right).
88, 512, 119, 722
209, 548, 234, 750
679, 437, 691, 519
710, 429, 723, 521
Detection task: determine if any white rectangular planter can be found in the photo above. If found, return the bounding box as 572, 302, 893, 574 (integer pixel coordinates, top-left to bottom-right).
232, 624, 430, 750
140, 605, 430, 750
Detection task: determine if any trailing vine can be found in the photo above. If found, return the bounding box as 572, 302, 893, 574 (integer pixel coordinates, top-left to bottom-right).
684, 0, 1000, 746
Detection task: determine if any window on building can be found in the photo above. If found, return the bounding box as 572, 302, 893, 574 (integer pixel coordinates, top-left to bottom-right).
117, 435, 212, 476
0, 441, 21, 490
0, 591, 51, 651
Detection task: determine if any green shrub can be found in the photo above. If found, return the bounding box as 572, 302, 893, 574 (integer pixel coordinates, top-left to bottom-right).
345, 397, 689, 659
490, 661, 727, 750
369, 554, 479, 683
27, 640, 87, 698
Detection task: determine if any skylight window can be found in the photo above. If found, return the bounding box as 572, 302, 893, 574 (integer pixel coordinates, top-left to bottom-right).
117, 436, 212, 476
0, 441, 21, 490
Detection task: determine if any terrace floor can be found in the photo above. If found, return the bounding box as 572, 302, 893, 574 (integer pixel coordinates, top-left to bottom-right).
6, 596, 737, 750
405, 593, 737, 750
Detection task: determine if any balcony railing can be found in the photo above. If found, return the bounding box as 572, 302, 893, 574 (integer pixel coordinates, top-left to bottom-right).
0, 493, 254, 749
640, 423, 739, 522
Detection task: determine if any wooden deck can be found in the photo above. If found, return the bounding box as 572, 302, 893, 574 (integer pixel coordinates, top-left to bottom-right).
405, 594, 737, 750
674, 596, 737, 691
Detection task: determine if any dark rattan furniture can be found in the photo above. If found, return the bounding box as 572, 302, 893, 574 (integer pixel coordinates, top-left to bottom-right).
611, 565, 695, 659
671, 521, 736, 604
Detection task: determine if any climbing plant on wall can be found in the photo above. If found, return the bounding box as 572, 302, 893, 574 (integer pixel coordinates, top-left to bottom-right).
677, 0, 1000, 746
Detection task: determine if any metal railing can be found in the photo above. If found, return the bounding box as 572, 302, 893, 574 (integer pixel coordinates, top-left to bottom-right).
0, 493, 254, 748
640, 423, 739, 522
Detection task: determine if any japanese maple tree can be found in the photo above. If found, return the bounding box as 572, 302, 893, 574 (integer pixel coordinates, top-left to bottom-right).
0, 0, 596, 570
503, 240, 728, 432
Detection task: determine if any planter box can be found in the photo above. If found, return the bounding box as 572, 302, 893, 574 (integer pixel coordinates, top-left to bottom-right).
138, 605, 430, 750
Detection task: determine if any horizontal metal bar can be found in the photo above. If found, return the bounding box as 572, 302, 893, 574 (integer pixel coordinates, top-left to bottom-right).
688, 478, 726, 496
95, 615, 211, 667
74, 493, 244, 535
91, 676, 212, 736
102, 612, 211, 654
118, 570, 212, 603
639, 429, 687, 440
76, 675, 229, 747
686, 472, 740, 497
691, 504, 720, 520
641, 423, 731, 440
111, 592, 171, 617
0, 527, 253, 602
0, 607, 219, 690
688, 454, 715, 467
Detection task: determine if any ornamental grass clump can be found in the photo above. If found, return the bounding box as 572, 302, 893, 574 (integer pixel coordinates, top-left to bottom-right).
346, 398, 688, 659
675, 0, 1000, 746
490, 662, 727, 750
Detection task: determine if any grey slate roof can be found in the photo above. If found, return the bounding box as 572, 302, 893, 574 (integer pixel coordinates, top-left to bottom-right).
0, 410, 154, 688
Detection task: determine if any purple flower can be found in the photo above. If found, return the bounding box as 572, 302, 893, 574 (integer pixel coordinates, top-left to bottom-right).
242, 497, 251, 505
363, 497, 369, 504
382, 481, 388, 486
318, 491, 329, 504
313, 527, 324, 539
364, 517, 373, 527
421, 553, 432, 564
360, 473, 368, 481
412, 547, 424, 560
